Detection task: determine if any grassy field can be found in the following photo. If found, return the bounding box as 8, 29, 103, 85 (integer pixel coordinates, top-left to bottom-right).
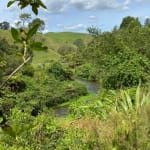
32, 49, 60, 66
45, 32, 91, 43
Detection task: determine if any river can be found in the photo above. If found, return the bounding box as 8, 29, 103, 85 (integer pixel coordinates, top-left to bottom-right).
54, 79, 100, 117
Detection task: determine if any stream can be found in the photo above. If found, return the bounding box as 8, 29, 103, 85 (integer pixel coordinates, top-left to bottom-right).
54, 79, 100, 117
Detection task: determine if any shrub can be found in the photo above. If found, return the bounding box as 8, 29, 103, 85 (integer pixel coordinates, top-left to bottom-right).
102, 50, 150, 89
48, 62, 73, 81
75, 63, 98, 81
57, 45, 75, 56
21, 65, 34, 77
8, 77, 26, 93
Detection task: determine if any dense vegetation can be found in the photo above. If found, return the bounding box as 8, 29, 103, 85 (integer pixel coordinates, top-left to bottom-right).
0, 1, 150, 149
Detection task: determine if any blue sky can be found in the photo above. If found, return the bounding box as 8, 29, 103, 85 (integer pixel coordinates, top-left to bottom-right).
1, 0, 150, 33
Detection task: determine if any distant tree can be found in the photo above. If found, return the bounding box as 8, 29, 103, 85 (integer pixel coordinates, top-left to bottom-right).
144, 18, 150, 27
112, 25, 118, 32
119, 16, 141, 30
57, 45, 75, 56
19, 13, 31, 27
73, 39, 85, 47
0, 21, 10, 30
87, 26, 101, 37
28, 18, 45, 32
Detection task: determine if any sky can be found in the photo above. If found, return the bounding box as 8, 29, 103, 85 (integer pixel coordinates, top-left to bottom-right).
0, 0, 150, 33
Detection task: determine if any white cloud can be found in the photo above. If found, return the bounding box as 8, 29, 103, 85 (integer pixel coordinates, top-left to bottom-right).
44, 0, 131, 13
70, 0, 120, 10
144, 15, 150, 19
63, 24, 87, 31
89, 15, 97, 20
44, 0, 70, 13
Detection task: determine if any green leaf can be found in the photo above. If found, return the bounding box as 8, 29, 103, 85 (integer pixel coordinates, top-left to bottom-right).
27, 24, 40, 39
135, 84, 141, 110
19, 3, 28, 9
0, 117, 3, 123
11, 27, 20, 42
39, 0, 47, 9
7, 0, 16, 7
32, 5, 38, 15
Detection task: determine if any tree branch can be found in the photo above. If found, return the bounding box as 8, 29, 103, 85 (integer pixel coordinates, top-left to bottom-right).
0, 57, 31, 89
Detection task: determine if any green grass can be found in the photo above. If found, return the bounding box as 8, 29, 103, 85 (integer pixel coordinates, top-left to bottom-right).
45, 32, 91, 43
32, 49, 60, 66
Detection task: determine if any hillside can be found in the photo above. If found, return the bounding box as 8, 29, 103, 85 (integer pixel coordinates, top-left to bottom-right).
0, 30, 91, 65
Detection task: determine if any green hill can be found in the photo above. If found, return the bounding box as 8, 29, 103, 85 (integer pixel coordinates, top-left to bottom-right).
0, 30, 91, 65
45, 32, 90, 43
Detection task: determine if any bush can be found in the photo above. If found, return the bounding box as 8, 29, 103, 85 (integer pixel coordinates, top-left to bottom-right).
8, 77, 26, 93
21, 65, 35, 77
48, 62, 73, 81
57, 45, 75, 56
102, 51, 150, 89
75, 63, 98, 81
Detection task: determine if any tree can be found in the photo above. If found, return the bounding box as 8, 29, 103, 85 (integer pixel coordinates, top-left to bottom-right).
0, 21, 10, 30
144, 18, 150, 27
19, 13, 31, 27
0, 1, 47, 88
87, 26, 101, 37
29, 18, 45, 32
73, 39, 85, 47
119, 16, 141, 30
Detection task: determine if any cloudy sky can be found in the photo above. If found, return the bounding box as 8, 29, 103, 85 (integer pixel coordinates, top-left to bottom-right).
1, 0, 150, 33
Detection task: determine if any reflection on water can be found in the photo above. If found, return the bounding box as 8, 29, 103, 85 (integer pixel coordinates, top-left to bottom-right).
75, 79, 100, 94
54, 79, 100, 117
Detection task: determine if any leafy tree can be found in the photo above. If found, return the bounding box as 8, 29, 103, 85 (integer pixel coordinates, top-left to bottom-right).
0, 21, 10, 30
74, 20, 150, 89
57, 45, 75, 56
87, 26, 101, 37
29, 18, 45, 32
19, 13, 31, 27
73, 38, 85, 47
144, 18, 150, 27
119, 16, 141, 30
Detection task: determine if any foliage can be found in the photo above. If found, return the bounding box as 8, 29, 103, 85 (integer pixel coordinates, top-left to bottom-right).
21, 64, 35, 77
29, 18, 45, 32
75, 63, 99, 81
73, 38, 85, 47
87, 26, 101, 37
1, 1, 150, 148
0, 38, 22, 82
74, 18, 150, 89
48, 62, 73, 81
119, 16, 141, 30
7, 0, 47, 15
19, 13, 31, 27
57, 45, 75, 56
0, 21, 10, 30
